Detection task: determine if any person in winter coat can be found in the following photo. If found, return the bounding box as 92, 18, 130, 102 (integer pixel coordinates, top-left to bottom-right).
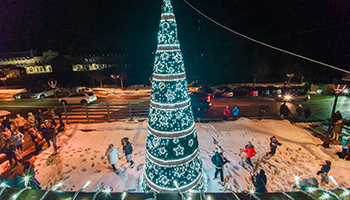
14, 114, 26, 134
266, 136, 282, 156
332, 119, 344, 141
41, 122, 58, 151
49, 108, 57, 126
279, 102, 286, 119
213, 147, 229, 183
105, 144, 123, 173
317, 160, 331, 185
232, 106, 239, 121
28, 128, 42, 152
223, 106, 230, 122
296, 104, 303, 118
258, 107, 265, 120
283, 104, 292, 118
243, 141, 256, 166
341, 136, 350, 159
35, 110, 44, 129
22, 161, 41, 189
331, 111, 342, 125
2, 116, 11, 130
121, 137, 134, 166
11, 129, 24, 153
303, 107, 311, 121
27, 112, 36, 129
252, 169, 267, 193
2, 140, 19, 168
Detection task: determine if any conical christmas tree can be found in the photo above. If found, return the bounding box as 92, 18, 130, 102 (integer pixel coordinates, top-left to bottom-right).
141, 0, 205, 193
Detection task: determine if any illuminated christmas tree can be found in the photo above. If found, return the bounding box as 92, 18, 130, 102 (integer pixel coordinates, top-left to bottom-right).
141, 0, 205, 193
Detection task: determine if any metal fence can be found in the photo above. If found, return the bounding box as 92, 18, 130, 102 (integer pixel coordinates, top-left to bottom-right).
60, 101, 150, 123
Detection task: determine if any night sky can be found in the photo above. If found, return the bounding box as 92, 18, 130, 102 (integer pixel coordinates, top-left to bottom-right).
1, 0, 350, 85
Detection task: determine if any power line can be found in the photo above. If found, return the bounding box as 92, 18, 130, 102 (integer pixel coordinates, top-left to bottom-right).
183, 0, 350, 74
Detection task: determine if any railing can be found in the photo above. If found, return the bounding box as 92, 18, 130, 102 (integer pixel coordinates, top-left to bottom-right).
60, 101, 150, 123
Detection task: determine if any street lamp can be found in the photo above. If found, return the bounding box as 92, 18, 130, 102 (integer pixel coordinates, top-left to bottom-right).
286, 74, 294, 86
47, 78, 60, 109
322, 85, 347, 148
110, 74, 120, 87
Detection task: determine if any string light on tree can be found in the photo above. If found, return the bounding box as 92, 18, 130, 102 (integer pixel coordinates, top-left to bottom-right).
141, 0, 205, 193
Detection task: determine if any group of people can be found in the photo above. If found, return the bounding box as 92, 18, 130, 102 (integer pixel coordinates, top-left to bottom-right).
105, 137, 135, 174
0, 108, 65, 168
281, 103, 311, 121
211, 136, 336, 192
223, 105, 239, 121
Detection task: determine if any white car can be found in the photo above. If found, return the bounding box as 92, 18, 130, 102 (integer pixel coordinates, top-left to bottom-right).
59, 92, 97, 105
30, 88, 61, 99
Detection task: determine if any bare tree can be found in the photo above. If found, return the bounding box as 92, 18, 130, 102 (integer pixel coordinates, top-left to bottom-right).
118, 73, 127, 90
89, 72, 106, 88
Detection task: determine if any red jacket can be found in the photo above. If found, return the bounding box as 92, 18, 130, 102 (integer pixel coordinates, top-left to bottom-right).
243, 145, 256, 158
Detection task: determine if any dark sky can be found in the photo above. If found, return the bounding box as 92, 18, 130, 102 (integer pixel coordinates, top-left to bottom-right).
1, 0, 350, 84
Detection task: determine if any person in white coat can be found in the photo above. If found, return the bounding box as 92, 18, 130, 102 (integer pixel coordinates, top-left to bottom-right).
105, 144, 123, 173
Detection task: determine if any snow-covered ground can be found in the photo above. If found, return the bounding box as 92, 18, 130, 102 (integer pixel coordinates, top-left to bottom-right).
3, 118, 347, 193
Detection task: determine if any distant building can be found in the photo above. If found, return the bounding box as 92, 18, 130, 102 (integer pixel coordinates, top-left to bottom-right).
0, 50, 130, 76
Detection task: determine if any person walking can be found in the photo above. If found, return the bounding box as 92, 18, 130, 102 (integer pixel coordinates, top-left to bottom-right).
212, 147, 229, 184
27, 112, 36, 129
41, 122, 58, 151
341, 136, 350, 159
243, 141, 256, 167
11, 129, 24, 154
232, 106, 239, 121
223, 106, 230, 122
258, 107, 265, 120
279, 102, 286, 119
2, 140, 19, 168
296, 104, 303, 118
14, 114, 26, 134
121, 137, 134, 167
332, 119, 344, 141
105, 144, 123, 174
303, 107, 311, 121
251, 169, 267, 193
28, 128, 42, 153
317, 160, 331, 185
266, 136, 282, 157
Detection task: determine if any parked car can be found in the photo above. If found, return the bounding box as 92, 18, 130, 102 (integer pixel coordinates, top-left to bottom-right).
214, 86, 233, 98
189, 92, 211, 103
59, 92, 97, 105
232, 87, 258, 97
190, 94, 211, 118
13, 89, 34, 99
30, 88, 61, 99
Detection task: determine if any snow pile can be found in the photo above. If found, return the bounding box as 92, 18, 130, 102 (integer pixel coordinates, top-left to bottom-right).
7, 118, 350, 193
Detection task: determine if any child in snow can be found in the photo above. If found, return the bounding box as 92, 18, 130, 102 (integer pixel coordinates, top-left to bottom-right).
105, 144, 123, 173
317, 160, 331, 185
223, 106, 230, 122
332, 119, 344, 141
243, 141, 256, 167
341, 136, 350, 159
121, 137, 134, 166
213, 147, 229, 184
266, 136, 282, 157
251, 169, 267, 193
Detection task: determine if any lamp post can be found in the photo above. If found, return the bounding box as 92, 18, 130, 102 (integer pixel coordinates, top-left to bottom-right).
47, 78, 60, 109
322, 85, 346, 148
110, 74, 119, 87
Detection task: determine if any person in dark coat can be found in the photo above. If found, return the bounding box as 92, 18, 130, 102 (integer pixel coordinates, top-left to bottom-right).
258, 107, 265, 120
121, 137, 134, 166
266, 136, 282, 156
2, 140, 19, 168
331, 111, 342, 125
213, 147, 229, 183
303, 107, 311, 121
2, 116, 11, 130
252, 169, 267, 193
279, 102, 286, 118
28, 128, 42, 152
296, 104, 303, 118
22, 161, 41, 189
283, 104, 292, 118
317, 160, 331, 185
41, 122, 58, 151
35, 109, 44, 129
